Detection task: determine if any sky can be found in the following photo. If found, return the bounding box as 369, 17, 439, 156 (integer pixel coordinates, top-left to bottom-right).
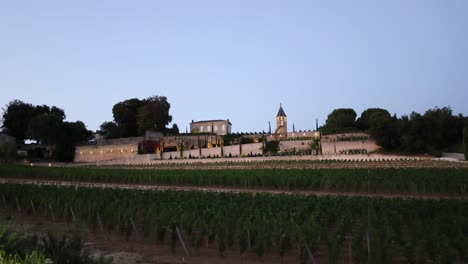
1, 0, 467, 133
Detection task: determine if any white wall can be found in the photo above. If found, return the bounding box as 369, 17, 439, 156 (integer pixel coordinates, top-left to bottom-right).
241, 142, 263, 156
201, 147, 222, 157
321, 140, 380, 155
223, 145, 241, 157
280, 140, 311, 151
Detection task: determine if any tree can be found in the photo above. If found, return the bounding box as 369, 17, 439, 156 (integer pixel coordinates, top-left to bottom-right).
422, 107, 463, 150
2, 100, 38, 143
26, 112, 64, 145
399, 112, 426, 153
112, 98, 145, 137
463, 127, 468, 161
0, 141, 16, 163
1, 100, 92, 161
324, 108, 357, 129
356, 108, 391, 130
55, 121, 93, 162
136, 96, 172, 134
98, 121, 120, 139
368, 113, 400, 149
166, 123, 180, 134
1, 101, 66, 144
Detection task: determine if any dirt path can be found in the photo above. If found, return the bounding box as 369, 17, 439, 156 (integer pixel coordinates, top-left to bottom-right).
1, 178, 466, 200
88, 159, 468, 170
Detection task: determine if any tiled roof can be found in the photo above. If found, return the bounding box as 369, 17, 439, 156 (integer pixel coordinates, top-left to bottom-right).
191, 119, 232, 125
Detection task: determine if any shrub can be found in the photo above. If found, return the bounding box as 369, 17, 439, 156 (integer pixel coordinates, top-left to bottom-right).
0, 141, 17, 163
138, 140, 160, 154
264, 141, 279, 155
240, 137, 254, 144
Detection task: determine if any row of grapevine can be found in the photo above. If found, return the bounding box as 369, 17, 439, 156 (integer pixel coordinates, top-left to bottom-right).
1, 165, 467, 195
1, 183, 467, 263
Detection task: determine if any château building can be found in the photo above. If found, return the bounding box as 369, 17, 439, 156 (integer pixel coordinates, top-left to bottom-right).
190, 119, 232, 136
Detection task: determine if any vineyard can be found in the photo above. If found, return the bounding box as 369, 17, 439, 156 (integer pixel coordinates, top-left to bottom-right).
1, 184, 467, 263
1, 165, 467, 195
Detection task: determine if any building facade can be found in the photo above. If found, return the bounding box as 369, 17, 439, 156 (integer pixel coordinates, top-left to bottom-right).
190, 119, 232, 135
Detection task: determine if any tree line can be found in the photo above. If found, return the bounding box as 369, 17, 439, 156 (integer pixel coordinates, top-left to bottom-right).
0, 95, 178, 161
1, 100, 93, 161
322, 107, 468, 156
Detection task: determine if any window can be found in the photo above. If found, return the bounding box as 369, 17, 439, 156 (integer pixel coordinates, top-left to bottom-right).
208, 125, 211, 132
201, 126, 204, 132
222, 125, 225, 131
214, 125, 218, 131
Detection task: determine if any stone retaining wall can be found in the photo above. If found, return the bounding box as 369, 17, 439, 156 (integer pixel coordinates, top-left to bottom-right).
74, 144, 138, 163
79, 153, 430, 166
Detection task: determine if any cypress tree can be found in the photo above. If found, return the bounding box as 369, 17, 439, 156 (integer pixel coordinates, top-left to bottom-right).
463, 127, 468, 161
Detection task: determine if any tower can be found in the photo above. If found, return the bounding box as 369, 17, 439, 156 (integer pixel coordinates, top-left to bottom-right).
276, 104, 287, 135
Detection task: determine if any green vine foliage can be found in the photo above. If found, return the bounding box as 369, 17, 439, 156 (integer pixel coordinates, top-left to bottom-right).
1, 184, 467, 262
1, 165, 467, 195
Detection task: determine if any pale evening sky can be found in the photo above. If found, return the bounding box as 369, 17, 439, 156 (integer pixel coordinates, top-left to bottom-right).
1, 0, 467, 133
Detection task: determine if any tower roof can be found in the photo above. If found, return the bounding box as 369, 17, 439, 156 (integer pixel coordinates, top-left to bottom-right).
276, 104, 286, 117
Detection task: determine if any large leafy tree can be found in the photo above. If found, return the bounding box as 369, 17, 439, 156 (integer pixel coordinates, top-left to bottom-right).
2, 100, 38, 143
1, 100, 92, 161
55, 121, 93, 161
356, 108, 391, 130
112, 98, 146, 138
1, 101, 65, 143
102, 95, 175, 138
98, 121, 120, 139
368, 113, 400, 149
324, 108, 357, 129
422, 107, 463, 149
399, 107, 463, 155
136, 96, 172, 134
26, 112, 65, 145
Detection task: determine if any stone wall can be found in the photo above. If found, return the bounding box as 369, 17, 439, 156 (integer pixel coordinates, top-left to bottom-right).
74, 143, 138, 163
201, 147, 222, 158
96, 137, 143, 146
223, 145, 241, 157
74, 132, 379, 163
157, 143, 263, 160
76, 153, 429, 167
183, 149, 201, 159
162, 151, 179, 160
321, 140, 379, 155
280, 140, 311, 152
241, 142, 263, 156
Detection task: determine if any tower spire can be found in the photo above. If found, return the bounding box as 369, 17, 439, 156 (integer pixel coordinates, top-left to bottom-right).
275, 104, 287, 135
276, 104, 286, 117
